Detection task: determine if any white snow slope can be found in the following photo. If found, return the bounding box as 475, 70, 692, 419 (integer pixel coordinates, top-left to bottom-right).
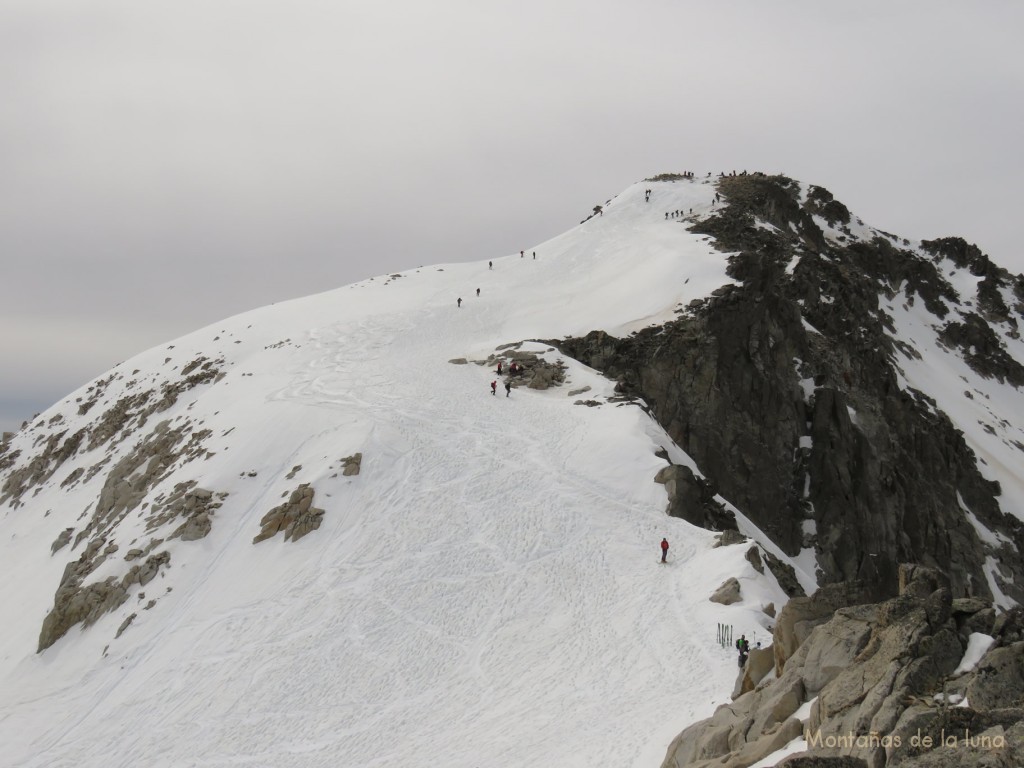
0, 179, 785, 768
4, 174, 1021, 768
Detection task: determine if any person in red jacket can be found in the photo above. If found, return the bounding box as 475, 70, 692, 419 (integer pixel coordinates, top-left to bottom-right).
490, 380, 497, 396
660, 538, 669, 563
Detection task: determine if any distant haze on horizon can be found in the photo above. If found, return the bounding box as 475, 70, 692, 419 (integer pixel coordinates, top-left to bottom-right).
2, 1, 1022, 434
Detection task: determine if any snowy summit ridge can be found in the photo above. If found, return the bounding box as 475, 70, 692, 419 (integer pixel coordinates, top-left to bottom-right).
1, 172, 1022, 768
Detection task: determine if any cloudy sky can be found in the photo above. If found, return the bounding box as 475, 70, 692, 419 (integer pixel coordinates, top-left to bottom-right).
2, 1, 1022, 434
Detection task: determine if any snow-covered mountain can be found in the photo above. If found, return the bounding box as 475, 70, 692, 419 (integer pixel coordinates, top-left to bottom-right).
1, 173, 1021, 768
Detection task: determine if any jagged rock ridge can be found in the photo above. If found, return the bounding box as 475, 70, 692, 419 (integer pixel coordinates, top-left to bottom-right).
555, 173, 1024, 604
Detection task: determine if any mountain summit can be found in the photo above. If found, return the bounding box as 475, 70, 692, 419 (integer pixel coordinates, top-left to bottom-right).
1, 172, 1021, 767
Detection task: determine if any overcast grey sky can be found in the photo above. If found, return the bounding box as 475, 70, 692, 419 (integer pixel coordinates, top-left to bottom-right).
2, 1, 1022, 434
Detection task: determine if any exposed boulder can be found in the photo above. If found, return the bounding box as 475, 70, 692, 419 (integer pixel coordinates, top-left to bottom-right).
992, 607, 1024, 644
965, 641, 1024, 710
656, 463, 737, 531
733, 644, 776, 698
253, 484, 326, 543
804, 185, 852, 228
38, 577, 129, 652
485, 347, 567, 391
716, 530, 748, 547
774, 580, 872, 675
662, 697, 804, 768
524, 357, 567, 390
160, 486, 225, 541
341, 453, 362, 476
711, 578, 742, 605
50, 527, 74, 555
746, 545, 765, 574
887, 706, 1024, 767
115, 613, 137, 639
38, 543, 172, 651
175, 513, 212, 542
122, 551, 171, 588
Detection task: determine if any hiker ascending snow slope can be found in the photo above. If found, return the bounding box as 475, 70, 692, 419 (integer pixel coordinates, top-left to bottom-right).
457, 297, 462, 308
660, 537, 669, 563
490, 380, 497, 396
504, 381, 512, 397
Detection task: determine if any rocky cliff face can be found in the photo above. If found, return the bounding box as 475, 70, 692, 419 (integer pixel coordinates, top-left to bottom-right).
555, 174, 1024, 603
661, 564, 1024, 768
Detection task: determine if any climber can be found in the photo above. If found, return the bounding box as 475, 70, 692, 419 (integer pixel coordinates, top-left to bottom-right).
490, 381, 497, 396
505, 380, 512, 397
457, 297, 462, 308
737, 634, 750, 667
660, 538, 669, 563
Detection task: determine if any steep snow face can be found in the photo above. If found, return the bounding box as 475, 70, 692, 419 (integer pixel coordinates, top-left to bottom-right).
0, 179, 785, 767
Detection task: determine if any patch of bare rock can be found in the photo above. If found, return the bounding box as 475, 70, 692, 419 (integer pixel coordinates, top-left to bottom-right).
38, 546, 171, 652
662, 564, 1024, 768
253, 484, 325, 543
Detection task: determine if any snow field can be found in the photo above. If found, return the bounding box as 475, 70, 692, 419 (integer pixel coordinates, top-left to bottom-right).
1, 179, 789, 767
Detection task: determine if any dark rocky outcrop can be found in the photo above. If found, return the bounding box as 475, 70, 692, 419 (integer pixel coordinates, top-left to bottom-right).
554, 174, 1024, 603
655, 464, 736, 531
938, 315, 1024, 386
805, 185, 852, 228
